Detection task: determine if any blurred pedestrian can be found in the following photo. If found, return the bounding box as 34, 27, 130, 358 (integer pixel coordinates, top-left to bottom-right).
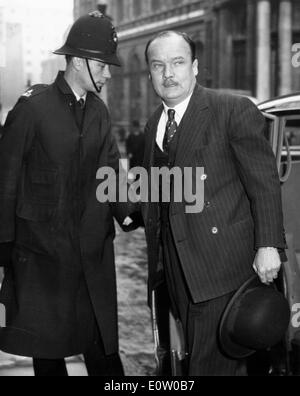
126, 120, 145, 169
0, 12, 134, 377
142, 30, 287, 376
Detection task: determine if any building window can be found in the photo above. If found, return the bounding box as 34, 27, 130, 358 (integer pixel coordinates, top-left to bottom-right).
232, 39, 247, 91
232, 2, 247, 36
293, 0, 300, 29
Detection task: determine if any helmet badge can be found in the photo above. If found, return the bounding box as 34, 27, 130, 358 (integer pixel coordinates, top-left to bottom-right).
89, 10, 104, 18
112, 30, 118, 44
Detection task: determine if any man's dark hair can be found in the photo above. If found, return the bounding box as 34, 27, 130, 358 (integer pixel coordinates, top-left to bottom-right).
65, 55, 73, 65
145, 31, 196, 64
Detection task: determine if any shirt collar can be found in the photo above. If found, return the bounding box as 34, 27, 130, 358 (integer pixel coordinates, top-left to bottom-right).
162, 92, 193, 120
55, 71, 87, 103
71, 88, 87, 104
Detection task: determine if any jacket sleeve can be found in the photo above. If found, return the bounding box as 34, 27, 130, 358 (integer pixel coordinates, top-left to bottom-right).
0, 99, 35, 244
228, 97, 286, 251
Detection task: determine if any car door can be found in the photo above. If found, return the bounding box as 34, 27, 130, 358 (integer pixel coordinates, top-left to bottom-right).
261, 110, 300, 375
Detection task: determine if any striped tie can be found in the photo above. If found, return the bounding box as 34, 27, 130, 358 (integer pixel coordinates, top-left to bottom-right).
163, 109, 177, 153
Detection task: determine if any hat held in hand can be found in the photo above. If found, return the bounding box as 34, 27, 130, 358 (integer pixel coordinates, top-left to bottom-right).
219, 275, 290, 359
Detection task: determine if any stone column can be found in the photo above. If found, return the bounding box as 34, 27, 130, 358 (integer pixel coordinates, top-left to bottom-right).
279, 0, 292, 95
256, 0, 271, 101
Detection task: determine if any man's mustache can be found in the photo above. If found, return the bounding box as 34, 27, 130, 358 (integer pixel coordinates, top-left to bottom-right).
163, 79, 179, 88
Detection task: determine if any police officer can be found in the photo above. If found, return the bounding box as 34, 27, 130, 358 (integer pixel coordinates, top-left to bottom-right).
0, 12, 133, 376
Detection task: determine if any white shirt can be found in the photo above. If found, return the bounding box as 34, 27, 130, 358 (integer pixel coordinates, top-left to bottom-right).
156, 93, 193, 151
71, 88, 87, 104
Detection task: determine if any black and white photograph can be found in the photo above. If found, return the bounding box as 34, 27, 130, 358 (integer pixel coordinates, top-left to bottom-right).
0, 0, 300, 379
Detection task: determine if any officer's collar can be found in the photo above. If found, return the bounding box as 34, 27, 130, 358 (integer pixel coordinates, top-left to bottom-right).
55, 71, 74, 97
56, 71, 88, 105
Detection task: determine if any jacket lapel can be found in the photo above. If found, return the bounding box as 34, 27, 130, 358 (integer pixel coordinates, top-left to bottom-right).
175, 85, 211, 166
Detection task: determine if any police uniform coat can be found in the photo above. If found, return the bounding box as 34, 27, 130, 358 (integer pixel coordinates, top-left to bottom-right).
143, 85, 286, 304
0, 72, 129, 359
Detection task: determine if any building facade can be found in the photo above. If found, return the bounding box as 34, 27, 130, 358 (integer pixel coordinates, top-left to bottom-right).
105, 0, 300, 133
0, 0, 74, 118
73, 0, 300, 132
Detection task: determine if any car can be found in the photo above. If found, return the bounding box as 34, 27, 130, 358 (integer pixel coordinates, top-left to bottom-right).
257, 93, 300, 376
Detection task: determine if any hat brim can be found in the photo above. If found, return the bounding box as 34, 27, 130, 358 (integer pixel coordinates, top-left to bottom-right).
53, 45, 121, 67
219, 275, 261, 359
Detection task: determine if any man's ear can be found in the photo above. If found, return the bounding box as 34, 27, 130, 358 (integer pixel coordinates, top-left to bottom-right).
148, 73, 152, 81
73, 57, 83, 71
193, 59, 199, 77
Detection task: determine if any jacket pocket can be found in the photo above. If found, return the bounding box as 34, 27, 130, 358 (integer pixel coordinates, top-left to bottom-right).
29, 169, 58, 203
16, 201, 54, 222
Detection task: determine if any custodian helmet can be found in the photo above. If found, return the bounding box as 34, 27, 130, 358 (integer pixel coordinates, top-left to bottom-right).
54, 11, 120, 66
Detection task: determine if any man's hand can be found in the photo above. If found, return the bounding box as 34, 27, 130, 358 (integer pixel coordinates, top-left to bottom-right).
253, 247, 282, 285
123, 217, 133, 227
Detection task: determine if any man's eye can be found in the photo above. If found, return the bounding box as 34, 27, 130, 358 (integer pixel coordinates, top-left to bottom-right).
174, 61, 184, 66
152, 64, 163, 70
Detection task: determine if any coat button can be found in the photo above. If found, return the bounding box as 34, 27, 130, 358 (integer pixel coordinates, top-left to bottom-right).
212, 227, 218, 235
201, 174, 207, 181
205, 201, 211, 208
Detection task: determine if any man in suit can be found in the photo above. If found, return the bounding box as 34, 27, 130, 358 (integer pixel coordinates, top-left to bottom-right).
143, 31, 286, 376
0, 12, 134, 376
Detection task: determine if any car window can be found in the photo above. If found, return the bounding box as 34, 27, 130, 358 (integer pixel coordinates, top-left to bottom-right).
285, 119, 300, 147
282, 117, 300, 161
264, 118, 274, 141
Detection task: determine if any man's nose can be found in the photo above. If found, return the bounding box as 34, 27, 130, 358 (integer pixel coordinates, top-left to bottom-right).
163, 64, 174, 79
103, 65, 111, 79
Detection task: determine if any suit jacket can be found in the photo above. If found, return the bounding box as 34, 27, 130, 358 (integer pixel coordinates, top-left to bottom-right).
142, 85, 286, 304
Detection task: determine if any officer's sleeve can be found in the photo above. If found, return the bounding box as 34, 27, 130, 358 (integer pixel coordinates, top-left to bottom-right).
228, 97, 286, 251
0, 99, 35, 244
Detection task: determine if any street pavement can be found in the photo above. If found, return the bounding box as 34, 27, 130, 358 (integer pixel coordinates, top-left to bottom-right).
0, 226, 156, 376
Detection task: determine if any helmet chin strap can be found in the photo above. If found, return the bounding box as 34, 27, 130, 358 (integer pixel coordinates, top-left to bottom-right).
86, 59, 102, 94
